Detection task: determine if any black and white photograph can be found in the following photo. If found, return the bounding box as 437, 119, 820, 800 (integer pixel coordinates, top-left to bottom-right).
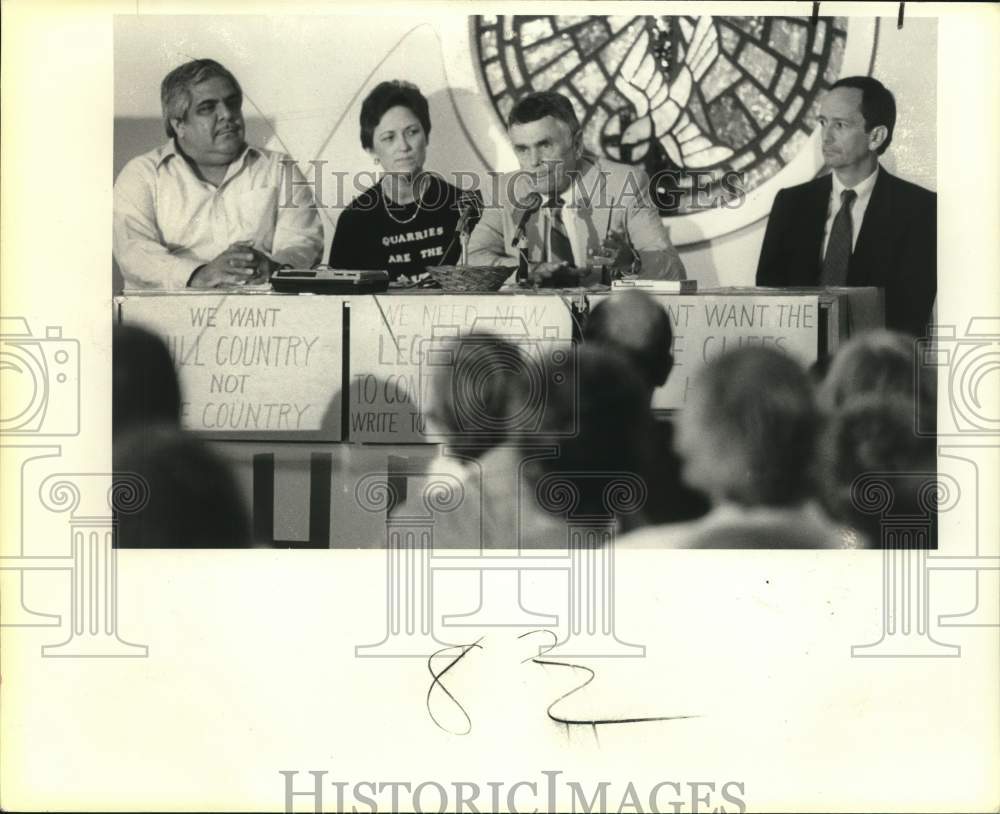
1, 3, 998, 812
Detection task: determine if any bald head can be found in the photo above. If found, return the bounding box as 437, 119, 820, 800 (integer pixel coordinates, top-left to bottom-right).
583, 290, 674, 392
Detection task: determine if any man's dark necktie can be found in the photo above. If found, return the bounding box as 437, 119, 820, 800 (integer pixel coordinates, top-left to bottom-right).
546, 196, 574, 265
821, 188, 857, 286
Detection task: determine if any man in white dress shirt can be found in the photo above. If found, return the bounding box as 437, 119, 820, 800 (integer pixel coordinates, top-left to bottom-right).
113, 59, 323, 289
467, 91, 685, 286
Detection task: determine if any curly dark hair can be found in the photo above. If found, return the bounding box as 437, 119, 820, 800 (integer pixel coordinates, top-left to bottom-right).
359, 80, 431, 151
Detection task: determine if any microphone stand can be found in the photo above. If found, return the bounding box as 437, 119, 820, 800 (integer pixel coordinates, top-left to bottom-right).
441, 200, 476, 266
513, 193, 542, 284
459, 227, 470, 266
516, 237, 530, 284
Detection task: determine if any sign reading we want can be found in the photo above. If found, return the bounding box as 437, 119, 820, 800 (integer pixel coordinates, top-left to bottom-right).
119, 294, 345, 440
118, 291, 821, 441
588, 292, 821, 409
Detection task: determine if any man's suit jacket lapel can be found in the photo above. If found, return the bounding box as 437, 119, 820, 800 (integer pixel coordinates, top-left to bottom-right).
848, 167, 892, 285
802, 175, 832, 284
568, 160, 604, 265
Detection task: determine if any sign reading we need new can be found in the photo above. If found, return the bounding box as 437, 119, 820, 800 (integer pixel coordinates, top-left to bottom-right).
349, 293, 574, 443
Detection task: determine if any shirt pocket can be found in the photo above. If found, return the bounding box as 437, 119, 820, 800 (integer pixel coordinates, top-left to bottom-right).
234, 186, 279, 249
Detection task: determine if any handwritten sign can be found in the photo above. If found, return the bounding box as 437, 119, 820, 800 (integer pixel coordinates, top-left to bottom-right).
119, 293, 345, 439
590, 293, 821, 409
349, 293, 574, 443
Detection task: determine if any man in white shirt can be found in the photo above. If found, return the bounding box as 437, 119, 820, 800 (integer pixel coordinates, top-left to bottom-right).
467, 91, 685, 286
113, 59, 323, 289
755, 76, 936, 337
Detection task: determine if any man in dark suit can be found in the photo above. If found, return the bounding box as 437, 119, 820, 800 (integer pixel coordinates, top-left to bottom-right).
756, 76, 936, 337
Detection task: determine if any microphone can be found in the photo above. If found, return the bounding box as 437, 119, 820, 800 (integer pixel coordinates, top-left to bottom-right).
441, 195, 480, 263
512, 192, 543, 247
453, 196, 478, 237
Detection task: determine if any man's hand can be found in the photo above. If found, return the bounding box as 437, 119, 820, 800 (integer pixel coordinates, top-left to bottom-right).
189, 241, 276, 288
600, 229, 639, 273
527, 261, 582, 288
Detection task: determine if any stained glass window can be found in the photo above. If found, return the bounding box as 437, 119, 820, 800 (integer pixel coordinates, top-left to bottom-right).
472, 15, 848, 215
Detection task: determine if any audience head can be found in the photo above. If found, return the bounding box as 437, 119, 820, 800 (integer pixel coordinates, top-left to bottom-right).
113, 324, 182, 435
422, 332, 536, 459
818, 329, 930, 414
526, 344, 653, 520
676, 347, 819, 507
818, 394, 937, 545
583, 290, 673, 396
113, 423, 250, 548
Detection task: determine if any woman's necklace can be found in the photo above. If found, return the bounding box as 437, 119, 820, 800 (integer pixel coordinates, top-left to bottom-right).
382, 174, 427, 225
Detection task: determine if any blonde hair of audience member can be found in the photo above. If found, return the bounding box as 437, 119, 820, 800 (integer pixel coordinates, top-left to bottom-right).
818, 394, 937, 547
676, 347, 820, 508
818, 329, 933, 413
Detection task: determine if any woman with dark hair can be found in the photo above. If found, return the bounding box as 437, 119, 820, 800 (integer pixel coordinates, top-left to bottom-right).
327, 80, 480, 281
